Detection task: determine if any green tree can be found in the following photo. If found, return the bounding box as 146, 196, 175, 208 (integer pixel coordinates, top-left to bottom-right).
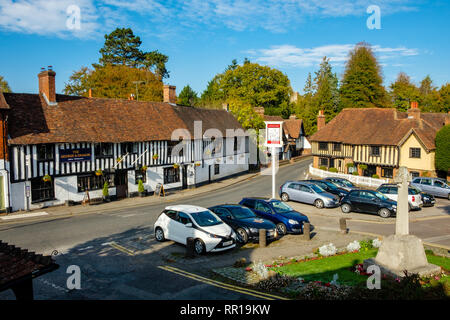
98, 27, 169, 79
228, 99, 264, 130
177, 85, 199, 106
312, 57, 340, 122
438, 83, 450, 113
63, 67, 92, 96
435, 125, 450, 174
0, 76, 11, 93
389, 72, 421, 112
418, 75, 440, 112
340, 42, 388, 109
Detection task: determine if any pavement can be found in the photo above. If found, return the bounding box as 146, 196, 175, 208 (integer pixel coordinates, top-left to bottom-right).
0, 156, 449, 300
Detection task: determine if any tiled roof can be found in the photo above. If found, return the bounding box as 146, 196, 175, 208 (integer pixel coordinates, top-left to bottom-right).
263, 115, 284, 121
309, 108, 448, 151
283, 118, 303, 139
0, 90, 10, 110
0, 240, 58, 290
3, 93, 245, 145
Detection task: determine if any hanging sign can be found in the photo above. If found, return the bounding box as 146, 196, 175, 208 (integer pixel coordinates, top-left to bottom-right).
59, 148, 92, 163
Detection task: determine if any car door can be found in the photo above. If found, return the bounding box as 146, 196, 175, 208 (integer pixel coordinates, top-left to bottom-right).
254, 201, 276, 223
348, 191, 364, 212
171, 212, 193, 244
359, 191, 379, 213
387, 186, 398, 202
298, 185, 315, 204
287, 183, 303, 202
432, 180, 448, 197
213, 208, 235, 229
163, 210, 179, 241
420, 178, 433, 194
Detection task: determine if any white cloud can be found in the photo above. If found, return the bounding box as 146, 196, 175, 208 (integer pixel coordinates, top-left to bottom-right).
249, 44, 419, 68
0, 0, 419, 38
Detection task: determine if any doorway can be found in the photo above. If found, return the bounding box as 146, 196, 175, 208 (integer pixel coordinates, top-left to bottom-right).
114, 170, 128, 198
182, 165, 188, 190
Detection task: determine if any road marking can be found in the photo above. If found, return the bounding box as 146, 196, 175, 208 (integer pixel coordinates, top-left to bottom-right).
107, 241, 135, 256
158, 265, 289, 300
423, 235, 450, 243
0, 211, 48, 220
120, 214, 137, 218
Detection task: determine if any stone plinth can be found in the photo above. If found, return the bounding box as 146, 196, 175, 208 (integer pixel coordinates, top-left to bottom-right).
364, 234, 441, 278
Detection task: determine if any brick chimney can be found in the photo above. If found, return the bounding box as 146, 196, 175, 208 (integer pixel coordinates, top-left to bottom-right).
222, 103, 229, 112
289, 114, 297, 120
163, 85, 177, 104
407, 101, 420, 120
317, 110, 326, 131
38, 66, 56, 104
254, 107, 265, 117
446, 112, 450, 126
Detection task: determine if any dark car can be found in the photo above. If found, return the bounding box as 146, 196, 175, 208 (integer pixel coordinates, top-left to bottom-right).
209, 204, 278, 244
340, 190, 397, 218
409, 185, 435, 207
307, 179, 349, 199
324, 177, 358, 192
239, 197, 309, 236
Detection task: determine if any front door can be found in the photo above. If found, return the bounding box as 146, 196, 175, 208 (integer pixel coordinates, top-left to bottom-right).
182, 165, 188, 190
114, 170, 128, 199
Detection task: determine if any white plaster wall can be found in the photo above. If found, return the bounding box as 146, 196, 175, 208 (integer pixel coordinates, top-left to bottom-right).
10, 182, 25, 211
146, 166, 182, 191
54, 175, 116, 203
195, 154, 249, 185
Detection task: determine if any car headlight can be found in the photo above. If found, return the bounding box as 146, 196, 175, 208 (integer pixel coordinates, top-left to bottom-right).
288, 219, 299, 225
249, 227, 258, 234
392, 205, 397, 208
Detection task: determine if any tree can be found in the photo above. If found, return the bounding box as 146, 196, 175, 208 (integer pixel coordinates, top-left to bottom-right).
199, 74, 226, 109
312, 57, 340, 122
340, 42, 388, 109
64, 64, 163, 101
227, 99, 264, 130
389, 72, 421, 112
97, 27, 169, 79
0, 76, 11, 93
435, 125, 450, 175
177, 85, 199, 106
438, 83, 450, 113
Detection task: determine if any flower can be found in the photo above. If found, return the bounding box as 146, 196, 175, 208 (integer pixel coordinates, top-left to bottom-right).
245, 267, 252, 272
319, 243, 337, 257
346, 240, 361, 252
372, 238, 382, 248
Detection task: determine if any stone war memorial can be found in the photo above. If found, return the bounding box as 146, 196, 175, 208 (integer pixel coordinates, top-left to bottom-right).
364, 166, 441, 277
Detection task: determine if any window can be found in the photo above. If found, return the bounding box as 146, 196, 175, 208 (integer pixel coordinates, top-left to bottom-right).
318, 142, 328, 151
121, 142, 137, 154
370, 146, 380, 157
410, 171, 420, 178
319, 158, 328, 167
421, 179, 432, 185
31, 177, 54, 202
333, 143, 341, 152
378, 186, 389, 194
299, 185, 312, 193
135, 170, 146, 184
433, 180, 447, 188
242, 199, 256, 209
234, 136, 239, 153
288, 183, 300, 190
214, 164, 220, 175
77, 173, 115, 192
94, 143, 113, 158
164, 167, 180, 184
176, 212, 191, 225
167, 140, 184, 158
164, 210, 177, 220
360, 191, 376, 199
410, 148, 421, 158
212, 208, 230, 218
255, 201, 272, 214
37, 144, 54, 161
381, 167, 393, 178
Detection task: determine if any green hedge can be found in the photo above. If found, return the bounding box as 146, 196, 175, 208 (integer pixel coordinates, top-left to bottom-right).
372, 174, 380, 179
329, 167, 338, 173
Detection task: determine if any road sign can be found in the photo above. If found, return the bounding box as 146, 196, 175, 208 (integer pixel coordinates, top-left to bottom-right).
264, 121, 283, 148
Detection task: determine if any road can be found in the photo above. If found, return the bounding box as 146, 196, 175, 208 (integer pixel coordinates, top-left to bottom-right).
0, 157, 448, 300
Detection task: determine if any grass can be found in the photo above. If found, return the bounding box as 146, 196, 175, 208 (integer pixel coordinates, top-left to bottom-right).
274, 249, 449, 286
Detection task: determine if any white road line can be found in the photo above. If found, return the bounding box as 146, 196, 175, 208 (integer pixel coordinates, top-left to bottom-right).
0, 211, 48, 220
423, 235, 450, 243
120, 214, 137, 218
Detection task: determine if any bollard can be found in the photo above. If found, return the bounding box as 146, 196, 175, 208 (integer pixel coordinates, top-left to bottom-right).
303, 223, 311, 240
186, 237, 195, 258
259, 229, 266, 248
339, 218, 350, 234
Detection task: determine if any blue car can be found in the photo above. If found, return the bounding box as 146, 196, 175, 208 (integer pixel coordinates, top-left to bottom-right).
239, 197, 309, 236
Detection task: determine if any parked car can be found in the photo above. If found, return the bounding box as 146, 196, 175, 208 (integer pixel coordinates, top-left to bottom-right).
208, 204, 278, 244
307, 179, 349, 199
154, 205, 237, 254
411, 177, 450, 199
324, 177, 358, 192
340, 190, 397, 218
376, 184, 423, 211
239, 197, 309, 236
279, 181, 340, 209
409, 185, 435, 207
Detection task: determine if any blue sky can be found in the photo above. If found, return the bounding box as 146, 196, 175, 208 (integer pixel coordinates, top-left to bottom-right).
0, 0, 449, 96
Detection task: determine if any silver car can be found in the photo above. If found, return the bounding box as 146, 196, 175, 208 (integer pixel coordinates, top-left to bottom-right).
411, 177, 450, 200
279, 181, 340, 209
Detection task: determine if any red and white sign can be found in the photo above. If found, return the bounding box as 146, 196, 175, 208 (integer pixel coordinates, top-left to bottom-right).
264, 121, 283, 148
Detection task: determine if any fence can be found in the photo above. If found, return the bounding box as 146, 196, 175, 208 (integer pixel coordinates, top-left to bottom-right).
308, 164, 389, 188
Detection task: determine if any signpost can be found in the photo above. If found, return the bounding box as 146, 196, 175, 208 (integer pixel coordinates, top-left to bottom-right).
264, 121, 283, 199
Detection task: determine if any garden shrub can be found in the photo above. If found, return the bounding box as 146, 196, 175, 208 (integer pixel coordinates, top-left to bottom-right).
319, 166, 327, 171
329, 167, 338, 173
102, 181, 109, 197
352, 171, 359, 176
372, 174, 380, 179
138, 179, 145, 193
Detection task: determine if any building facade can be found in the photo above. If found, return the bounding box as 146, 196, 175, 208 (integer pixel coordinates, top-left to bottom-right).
0, 68, 249, 212
310, 102, 449, 180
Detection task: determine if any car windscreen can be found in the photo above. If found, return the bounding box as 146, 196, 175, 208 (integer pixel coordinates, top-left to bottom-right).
190, 211, 223, 227
309, 184, 325, 193
374, 191, 389, 201
229, 207, 256, 219
270, 200, 293, 213
408, 188, 420, 195
322, 181, 339, 190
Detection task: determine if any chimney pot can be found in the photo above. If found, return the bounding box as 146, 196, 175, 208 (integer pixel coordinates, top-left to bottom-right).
408, 101, 420, 120
38, 68, 56, 104
163, 85, 177, 104
317, 109, 326, 131
88, 88, 92, 98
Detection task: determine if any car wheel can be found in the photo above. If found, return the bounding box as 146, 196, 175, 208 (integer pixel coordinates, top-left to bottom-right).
281, 192, 289, 202
276, 223, 287, 236
341, 203, 351, 214
314, 199, 324, 209
194, 239, 206, 255
155, 227, 165, 242
236, 228, 249, 244
378, 208, 391, 218
408, 203, 412, 212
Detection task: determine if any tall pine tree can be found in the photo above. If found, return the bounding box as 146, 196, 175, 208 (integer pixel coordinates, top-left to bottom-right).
340, 42, 388, 109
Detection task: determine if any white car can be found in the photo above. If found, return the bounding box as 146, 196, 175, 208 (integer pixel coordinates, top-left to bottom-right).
154, 205, 237, 254
376, 184, 423, 210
